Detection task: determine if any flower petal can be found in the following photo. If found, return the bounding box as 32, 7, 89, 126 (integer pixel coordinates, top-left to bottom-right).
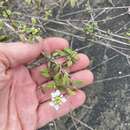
55, 90, 61, 96
62, 97, 67, 103
54, 105, 59, 110
51, 92, 56, 98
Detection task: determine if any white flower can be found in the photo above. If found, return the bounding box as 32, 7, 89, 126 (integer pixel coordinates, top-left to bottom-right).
49, 90, 67, 110
60, 95, 67, 103
51, 90, 61, 98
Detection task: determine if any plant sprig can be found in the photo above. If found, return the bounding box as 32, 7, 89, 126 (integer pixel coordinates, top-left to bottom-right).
40, 48, 82, 96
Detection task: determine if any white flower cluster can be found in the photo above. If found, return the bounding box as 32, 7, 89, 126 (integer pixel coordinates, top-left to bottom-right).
49, 90, 67, 110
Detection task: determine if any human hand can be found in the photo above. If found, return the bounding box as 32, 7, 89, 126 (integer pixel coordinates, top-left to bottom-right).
0, 37, 93, 130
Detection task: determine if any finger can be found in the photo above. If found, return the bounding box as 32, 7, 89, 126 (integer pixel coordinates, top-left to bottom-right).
31, 53, 90, 85
37, 90, 86, 128
0, 37, 69, 67
37, 70, 93, 103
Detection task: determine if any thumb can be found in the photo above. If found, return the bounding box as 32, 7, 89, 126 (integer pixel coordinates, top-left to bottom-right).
0, 37, 69, 68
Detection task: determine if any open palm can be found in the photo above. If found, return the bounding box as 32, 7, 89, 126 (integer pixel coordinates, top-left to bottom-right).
0, 37, 93, 130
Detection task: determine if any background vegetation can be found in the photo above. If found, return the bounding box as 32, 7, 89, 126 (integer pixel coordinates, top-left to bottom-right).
0, 0, 130, 130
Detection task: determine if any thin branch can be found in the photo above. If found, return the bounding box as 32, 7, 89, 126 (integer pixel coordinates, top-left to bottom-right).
88, 39, 130, 58
115, 21, 130, 33
82, 104, 93, 109
69, 113, 79, 130
94, 74, 130, 84
95, 34, 130, 46
96, 11, 128, 22
68, 115, 94, 130
75, 44, 93, 52
90, 55, 119, 70
94, 9, 106, 19
59, 11, 128, 23
96, 28, 130, 41
53, 121, 58, 130
60, 6, 130, 18
46, 27, 85, 40
110, 45, 130, 51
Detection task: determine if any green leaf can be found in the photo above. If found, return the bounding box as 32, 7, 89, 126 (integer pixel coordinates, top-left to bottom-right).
52, 52, 58, 57
64, 48, 78, 63
73, 80, 83, 86
44, 9, 52, 20
41, 68, 50, 78
54, 73, 63, 86
68, 0, 77, 7
53, 50, 66, 57
54, 64, 61, 73
25, 0, 32, 4
58, 51, 66, 56
126, 32, 130, 36
35, 0, 41, 8
84, 22, 97, 34
0, 35, 9, 42
2, 9, 12, 18
31, 17, 37, 25
64, 48, 74, 55
48, 62, 61, 75
0, 20, 4, 30
31, 28, 39, 35
25, 27, 32, 33
67, 60, 73, 67
47, 82, 56, 88
66, 88, 76, 95
63, 72, 70, 86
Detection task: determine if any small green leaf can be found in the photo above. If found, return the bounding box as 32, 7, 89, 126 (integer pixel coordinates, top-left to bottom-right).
52, 52, 59, 57
54, 73, 63, 86
35, 0, 41, 8
84, 22, 97, 34
53, 50, 66, 57
126, 32, 130, 36
66, 88, 76, 95
64, 48, 74, 55
58, 51, 66, 56
54, 64, 61, 73
2, 9, 12, 18
41, 68, 50, 78
31, 17, 37, 25
25, 27, 32, 33
0, 20, 4, 30
67, 60, 73, 67
44, 9, 52, 20
0, 35, 9, 42
47, 82, 56, 88
68, 0, 77, 7
25, 0, 32, 4
63, 72, 70, 86
73, 80, 83, 85
31, 28, 39, 35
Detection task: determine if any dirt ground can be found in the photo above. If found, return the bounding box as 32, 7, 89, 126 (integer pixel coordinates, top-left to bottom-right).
1, 0, 130, 130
